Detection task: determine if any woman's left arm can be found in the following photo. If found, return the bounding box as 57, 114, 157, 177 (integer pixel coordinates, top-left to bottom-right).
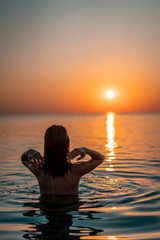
21, 149, 44, 175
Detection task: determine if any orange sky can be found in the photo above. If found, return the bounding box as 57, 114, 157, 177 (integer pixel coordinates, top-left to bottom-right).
0, 0, 160, 114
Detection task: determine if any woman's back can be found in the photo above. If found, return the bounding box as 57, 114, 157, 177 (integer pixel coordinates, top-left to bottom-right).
36, 163, 81, 195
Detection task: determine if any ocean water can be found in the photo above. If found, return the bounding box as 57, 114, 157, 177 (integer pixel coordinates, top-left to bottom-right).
0, 113, 160, 240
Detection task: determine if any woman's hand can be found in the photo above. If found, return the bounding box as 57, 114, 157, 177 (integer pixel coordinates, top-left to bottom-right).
67, 147, 87, 161
67, 147, 105, 162
28, 150, 45, 169
21, 149, 45, 170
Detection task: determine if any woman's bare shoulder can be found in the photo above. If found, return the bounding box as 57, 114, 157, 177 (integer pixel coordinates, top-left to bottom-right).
71, 162, 83, 169
71, 162, 88, 175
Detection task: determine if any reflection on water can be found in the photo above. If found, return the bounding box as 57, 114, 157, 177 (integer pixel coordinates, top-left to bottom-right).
80, 236, 118, 240
22, 206, 103, 240
105, 112, 117, 171
22, 209, 74, 240
107, 237, 118, 240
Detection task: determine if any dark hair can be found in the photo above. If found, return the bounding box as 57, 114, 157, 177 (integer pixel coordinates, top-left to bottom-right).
43, 125, 71, 178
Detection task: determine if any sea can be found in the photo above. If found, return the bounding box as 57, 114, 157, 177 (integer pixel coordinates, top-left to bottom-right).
0, 113, 160, 240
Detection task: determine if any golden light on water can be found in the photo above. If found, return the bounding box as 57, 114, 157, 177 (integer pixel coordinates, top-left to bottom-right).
105, 112, 117, 171
106, 113, 115, 154
111, 207, 117, 210
80, 236, 119, 239
106, 90, 115, 99
107, 237, 118, 240
105, 113, 118, 212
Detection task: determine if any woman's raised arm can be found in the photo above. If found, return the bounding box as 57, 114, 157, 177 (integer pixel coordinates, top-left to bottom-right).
68, 147, 105, 176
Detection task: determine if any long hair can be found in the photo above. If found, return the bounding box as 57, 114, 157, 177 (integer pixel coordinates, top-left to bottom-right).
43, 125, 71, 178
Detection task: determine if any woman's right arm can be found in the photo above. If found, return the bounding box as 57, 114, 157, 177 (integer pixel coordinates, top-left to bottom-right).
68, 147, 105, 176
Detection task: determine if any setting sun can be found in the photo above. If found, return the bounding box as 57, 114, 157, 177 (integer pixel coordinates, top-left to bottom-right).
106, 90, 115, 99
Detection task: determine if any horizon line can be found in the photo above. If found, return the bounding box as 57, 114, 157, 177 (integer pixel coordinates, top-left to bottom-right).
0, 111, 160, 116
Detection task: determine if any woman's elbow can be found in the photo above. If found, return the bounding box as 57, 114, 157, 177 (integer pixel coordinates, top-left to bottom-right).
21, 152, 28, 163
99, 155, 105, 164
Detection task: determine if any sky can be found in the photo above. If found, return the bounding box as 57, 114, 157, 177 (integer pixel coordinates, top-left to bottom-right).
0, 0, 160, 114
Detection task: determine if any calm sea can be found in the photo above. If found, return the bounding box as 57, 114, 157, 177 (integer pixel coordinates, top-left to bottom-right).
0, 113, 160, 240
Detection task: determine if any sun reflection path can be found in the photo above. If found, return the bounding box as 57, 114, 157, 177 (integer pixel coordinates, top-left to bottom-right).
107, 237, 118, 240
80, 235, 119, 239
105, 112, 117, 171
105, 113, 119, 212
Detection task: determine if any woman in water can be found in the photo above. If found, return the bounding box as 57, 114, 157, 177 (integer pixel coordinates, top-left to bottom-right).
21, 125, 105, 210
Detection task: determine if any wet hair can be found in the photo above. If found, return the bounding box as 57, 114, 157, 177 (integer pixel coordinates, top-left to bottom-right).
43, 125, 71, 178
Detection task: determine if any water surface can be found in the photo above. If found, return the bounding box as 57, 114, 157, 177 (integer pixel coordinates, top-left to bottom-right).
0, 113, 160, 240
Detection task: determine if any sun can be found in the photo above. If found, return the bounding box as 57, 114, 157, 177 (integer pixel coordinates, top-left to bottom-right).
106, 90, 115, 99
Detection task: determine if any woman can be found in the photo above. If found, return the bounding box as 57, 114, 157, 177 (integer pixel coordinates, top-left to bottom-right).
21, 125, 105, 210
